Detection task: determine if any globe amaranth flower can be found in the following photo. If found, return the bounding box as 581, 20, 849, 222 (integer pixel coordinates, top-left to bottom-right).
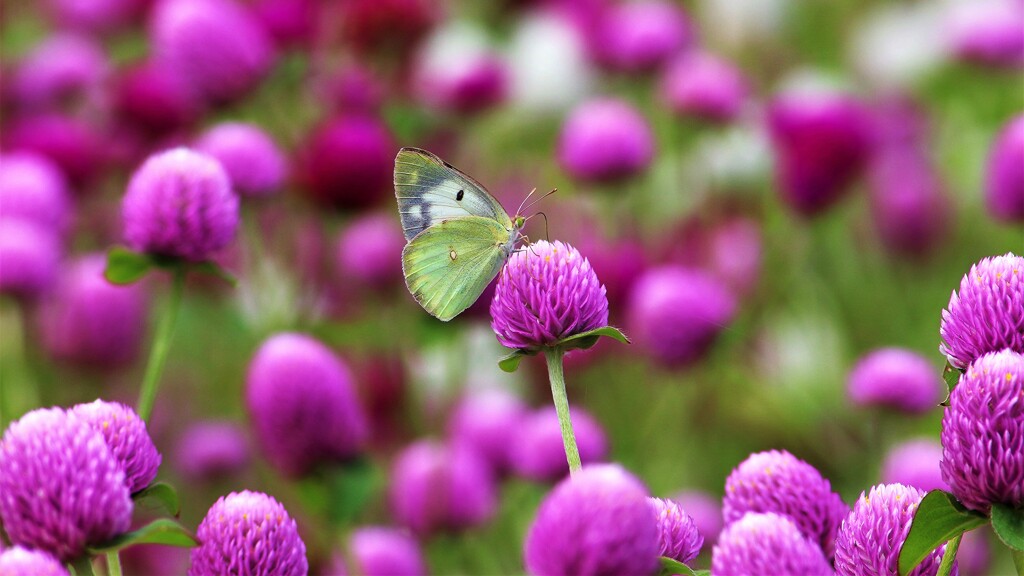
348, 526, 427, 576
591, 0, 693, 73
881, 439, 947, 493
246, 333, 369, 477
985, 114, 1024, 222
945, 0, 1024, 68
847, 347, 943, 413
251, 0, 317, 49
0, 408, 132, 561
557, 98, 655, 183
940, 349, 1024, 512
723, 449, 849, 559
389, 440, 497, 534
508, 405, 608, 482
447, 388, 528, 474
0, 152, 71, 233
195, 122, 286, 198
711, 512, 832, 576
834, 483, 948, 576
0, 546, 70, 576
70, 399, 161, 493
672, 490, 723, 545
174, 420, 250, 481
940, 253, 1024, 369
37, 254, 148, 368
0, 218, 61, 299
2, 113, 105, 185
122, 147, 240, 262
490, 240, 608, 351
659, 51, 748, 123
336, 212, 406, 290
649, 497, 703, 564
113, 59, 203, 136
868, 147, 950, 257
189, 490, 307, 576
43, 0, 145, 34
524, 464, 660, 576
11, 33, 109, 110
412, 21, 507, 114
626, 266, 737, 369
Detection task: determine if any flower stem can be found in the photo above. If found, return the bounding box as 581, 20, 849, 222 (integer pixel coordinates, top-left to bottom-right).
1012, 548, 1024, 576
137, 267, 186, 421
544, 347, 581, 476
106, 552, 122, 576
69, 555, 94, 576
937, 533, 960, 576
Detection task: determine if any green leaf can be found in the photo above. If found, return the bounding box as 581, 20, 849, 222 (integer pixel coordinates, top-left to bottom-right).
898, 490, 988, 576
132, 482, 180, 517
941, 362, 962, 406
104, 246, 153, 285
191, 260, 237, 286
556, 325, 631, 352
658, 556, 698, 576
498, 350, 533, 372
991, 503, 1024, 552
87, 518, 197, 553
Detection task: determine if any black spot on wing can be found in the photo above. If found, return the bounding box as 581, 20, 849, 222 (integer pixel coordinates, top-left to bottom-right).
456, 189, 464, 201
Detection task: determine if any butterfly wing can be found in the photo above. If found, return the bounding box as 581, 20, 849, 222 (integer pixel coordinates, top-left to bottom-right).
402, 216, 513, 321
395, 147, 513, 241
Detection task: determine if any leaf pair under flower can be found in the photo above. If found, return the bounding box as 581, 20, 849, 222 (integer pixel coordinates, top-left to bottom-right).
104, 245, 236, 286
498, 325, 630, 372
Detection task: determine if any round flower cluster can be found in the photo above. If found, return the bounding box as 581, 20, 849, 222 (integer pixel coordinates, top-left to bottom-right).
940, 253, 1023, 369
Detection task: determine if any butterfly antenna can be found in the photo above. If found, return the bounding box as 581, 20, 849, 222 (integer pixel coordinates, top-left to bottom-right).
516, 188, 538, 217
521, 188, 557, 215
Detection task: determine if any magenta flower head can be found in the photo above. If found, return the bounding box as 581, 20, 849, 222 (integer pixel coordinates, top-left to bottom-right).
412, 22, 508, 115
711, 512, 832, 576
0, 152, 71, 233
246, 333, 368, 477
252, 0, 316, 49
195, 122, 286, 198
295, 114, 394, 211
189, 490, 307, 576
348, 526, 427, 576
723, 449, 849, 559
0, 546, 70, 576
940, 349, 1024, 512
3, 113, 106, 186
659, 51, 749, 123
447, 388, 528, 474
0, 219, 61, 299
37, 254, 148, 368
946, 0, 1024, 68
113, 59, 203, 137
591, 0, 693, 73
649, 497, 704, 564
767, 83, 874, 216
150, 0, 275, 104
834, 483, 947, 576
557, 98, 655, 183
174, 420, 250, 481
389, 440, 497, 534
881, 439, 947, 493
985, 114, 1024, 222
490, 240, 608, 351
69, 399, 161, 493
0, 407, 132, 561
336, 212, 405, 290
43, 0, 144, 34
122, 147, 240, 262
509, 405, 609, 482
939, 253, 1024, 369
847, 347, 943, 413
868, 147, 950, 257
524, 463, 659, 576
11, 34, 109, 110
627, 266, 737, 369
672, 490, 723, 546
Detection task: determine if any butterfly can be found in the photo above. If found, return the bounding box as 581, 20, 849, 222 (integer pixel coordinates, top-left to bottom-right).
395, 147, 526, 322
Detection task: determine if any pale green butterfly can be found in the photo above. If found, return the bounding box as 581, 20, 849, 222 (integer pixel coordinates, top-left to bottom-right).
395, 147, 528, 322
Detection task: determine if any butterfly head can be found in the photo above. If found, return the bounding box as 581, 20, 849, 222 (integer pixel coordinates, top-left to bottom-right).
513, 215, 526, 230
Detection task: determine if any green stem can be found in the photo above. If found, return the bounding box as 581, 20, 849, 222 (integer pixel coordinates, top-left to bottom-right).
544, 347, 581, 476
137, 268, 186, 421
69, 555, 94, 576
1013, 548, 1024, 576
937, 533, 960, 576
106, 552, 122, 576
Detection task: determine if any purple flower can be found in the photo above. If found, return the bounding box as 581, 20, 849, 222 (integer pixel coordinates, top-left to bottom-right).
113, 59, 203, 136
70, 399, 161, 493
11, 34, 109, 111
0, 219, 61, 299
0, 546, 70, 576
0, 408, 132, 561
711, 512, 832, 576
557, 98, 655, 183
42, 0, 145, 34
509, 405, 608, 482
490, 240, 608, 351
447, 388, 528, 474
723, 449, 849, 559
672, 490, 723, 546
571, 231, 647, 312
36, 254, 148, 368
174, 421, 250, 481
3, 113, 106, 186
834, 483, 947, 576
659, 51, 748, 122
246, 333, 369, 477
389, 440, 497, 534
591, 0, 693, 73
939, 253, 1024, 369
195, 122, 286, 198
985, 114, 1024, 223
868, 147, 950, 257
150, 0, 275, 104
650, 497, 703, 564
626, 266, 737, 369
189, 490, 307, 576
940, 349, 1024, 512
348, 526, 426, 576
946, 0, 1024, 68
881, 439, 947, 493
251, 0, 316, 49
340, 0, 438, 60
847, 347, 943, 413
336, 212, 406, 289
767, 84, 874, 216
295, 115, 395, 211
525, 464, 659, 576
0, 152, 71, 233
412, 22, 507, 114
122, 147, 240, 261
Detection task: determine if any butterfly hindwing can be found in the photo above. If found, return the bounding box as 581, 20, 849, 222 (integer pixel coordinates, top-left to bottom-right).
401, 216, 512, 322
395, 147, 512, 241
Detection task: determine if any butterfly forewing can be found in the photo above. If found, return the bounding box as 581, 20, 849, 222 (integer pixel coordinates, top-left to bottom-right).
395, 147, 512, 241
